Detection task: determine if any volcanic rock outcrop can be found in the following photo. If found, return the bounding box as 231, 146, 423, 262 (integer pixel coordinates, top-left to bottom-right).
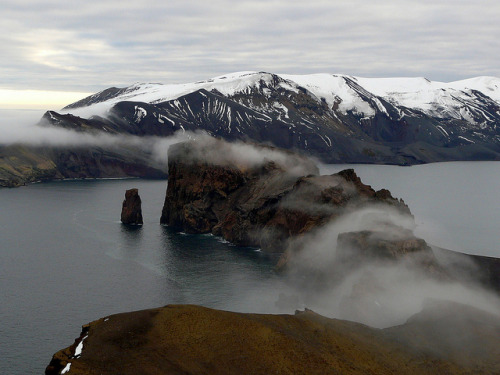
160, 140, 410, 254
121, 188, 143, 225
160, 140, 500, 294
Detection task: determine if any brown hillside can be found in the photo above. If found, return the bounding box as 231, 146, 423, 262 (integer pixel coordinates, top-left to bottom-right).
46, 303, 500, 375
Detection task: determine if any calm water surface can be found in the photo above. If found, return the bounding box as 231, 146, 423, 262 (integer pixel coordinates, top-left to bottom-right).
0, 179, 278, 375
1, 161, 499, 374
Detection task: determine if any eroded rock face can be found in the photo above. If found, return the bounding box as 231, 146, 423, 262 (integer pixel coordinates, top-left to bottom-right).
160, 140, 410, 253
121, 188, 143, 225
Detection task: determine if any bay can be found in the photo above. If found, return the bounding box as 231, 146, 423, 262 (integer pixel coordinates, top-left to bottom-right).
0, 161, 499, 374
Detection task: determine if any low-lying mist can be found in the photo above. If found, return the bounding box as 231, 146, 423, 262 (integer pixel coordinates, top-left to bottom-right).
169, 135, 319, 177
0, 109, 192, 165
0, 110, 315, 175
229, 203, 500, 329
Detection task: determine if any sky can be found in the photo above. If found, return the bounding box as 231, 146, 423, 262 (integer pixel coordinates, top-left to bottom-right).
1, 0, 499, 108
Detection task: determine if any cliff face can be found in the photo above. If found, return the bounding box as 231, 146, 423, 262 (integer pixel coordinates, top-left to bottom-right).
45, 303, 500, 375
160, 140, 410, 253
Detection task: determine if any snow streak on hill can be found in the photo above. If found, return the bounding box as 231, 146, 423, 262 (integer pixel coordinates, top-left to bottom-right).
64, 71, 500, 123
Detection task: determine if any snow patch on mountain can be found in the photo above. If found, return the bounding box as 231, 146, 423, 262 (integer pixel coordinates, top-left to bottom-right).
279, 73, 376, 116
354, 75, 500, 121
62, 71, 500, 129
133, 106, 147, 123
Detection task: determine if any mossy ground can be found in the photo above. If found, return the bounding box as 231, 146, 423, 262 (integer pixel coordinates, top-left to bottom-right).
47, 304, 500, 375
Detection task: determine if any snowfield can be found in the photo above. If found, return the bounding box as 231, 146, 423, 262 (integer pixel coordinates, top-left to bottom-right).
62, 71, 500, 126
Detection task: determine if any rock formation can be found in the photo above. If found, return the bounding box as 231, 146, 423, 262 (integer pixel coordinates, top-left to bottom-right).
121, 188, 143, 225
45, 303, 500, 375
161, 140, 410, 254
335, 229, 447, 278
160, 140, 500, 294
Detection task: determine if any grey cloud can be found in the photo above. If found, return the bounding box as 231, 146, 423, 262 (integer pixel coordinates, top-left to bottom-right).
0, 0, 499, 93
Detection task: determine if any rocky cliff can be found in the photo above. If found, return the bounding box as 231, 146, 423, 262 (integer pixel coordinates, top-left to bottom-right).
45, 302, 500, 375
160, 140, 410, 254
160, 140, 500, 294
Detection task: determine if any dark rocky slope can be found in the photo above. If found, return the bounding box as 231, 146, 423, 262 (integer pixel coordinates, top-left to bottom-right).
46, 303, 500, 375
0, 143, 167, 187
160, 140, 410, 254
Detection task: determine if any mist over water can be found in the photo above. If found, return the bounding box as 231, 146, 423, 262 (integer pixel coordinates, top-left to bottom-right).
0, 109, 307, 171
0, 108, 193, 167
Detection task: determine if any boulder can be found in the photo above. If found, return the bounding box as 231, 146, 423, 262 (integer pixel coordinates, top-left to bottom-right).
121, 188, 143, 225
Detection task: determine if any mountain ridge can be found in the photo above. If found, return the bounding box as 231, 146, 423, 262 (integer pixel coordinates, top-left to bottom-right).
63, 71, 500, 114
53, 71, 500, 165
45, 302, 500, 375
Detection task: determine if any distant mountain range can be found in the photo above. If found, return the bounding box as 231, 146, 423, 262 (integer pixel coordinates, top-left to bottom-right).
54, 71, 500, 164
1, 71, 500, 186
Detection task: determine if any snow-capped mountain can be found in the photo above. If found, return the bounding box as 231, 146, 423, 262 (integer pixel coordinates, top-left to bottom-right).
45, 71, 500, 164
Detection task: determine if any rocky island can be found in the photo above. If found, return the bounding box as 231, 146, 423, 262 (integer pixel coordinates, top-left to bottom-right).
160, 139, 499, 291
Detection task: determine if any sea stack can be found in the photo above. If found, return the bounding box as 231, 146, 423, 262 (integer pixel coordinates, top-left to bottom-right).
121, 188, 143, 225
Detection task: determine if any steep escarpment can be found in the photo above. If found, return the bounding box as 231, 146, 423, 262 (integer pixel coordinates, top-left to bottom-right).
46, 303, 500, 375
0, 145, 59, 187
160, 140, 410, 253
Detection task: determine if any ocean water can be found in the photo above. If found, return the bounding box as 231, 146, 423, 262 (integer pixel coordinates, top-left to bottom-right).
0, 161, 499, 374
0, 179, 279, 375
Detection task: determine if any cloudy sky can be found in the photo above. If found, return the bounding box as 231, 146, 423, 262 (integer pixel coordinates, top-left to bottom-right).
1, 0, 499, 107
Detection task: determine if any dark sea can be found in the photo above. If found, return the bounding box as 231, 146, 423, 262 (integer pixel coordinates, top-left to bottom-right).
1, 162, 499, 375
